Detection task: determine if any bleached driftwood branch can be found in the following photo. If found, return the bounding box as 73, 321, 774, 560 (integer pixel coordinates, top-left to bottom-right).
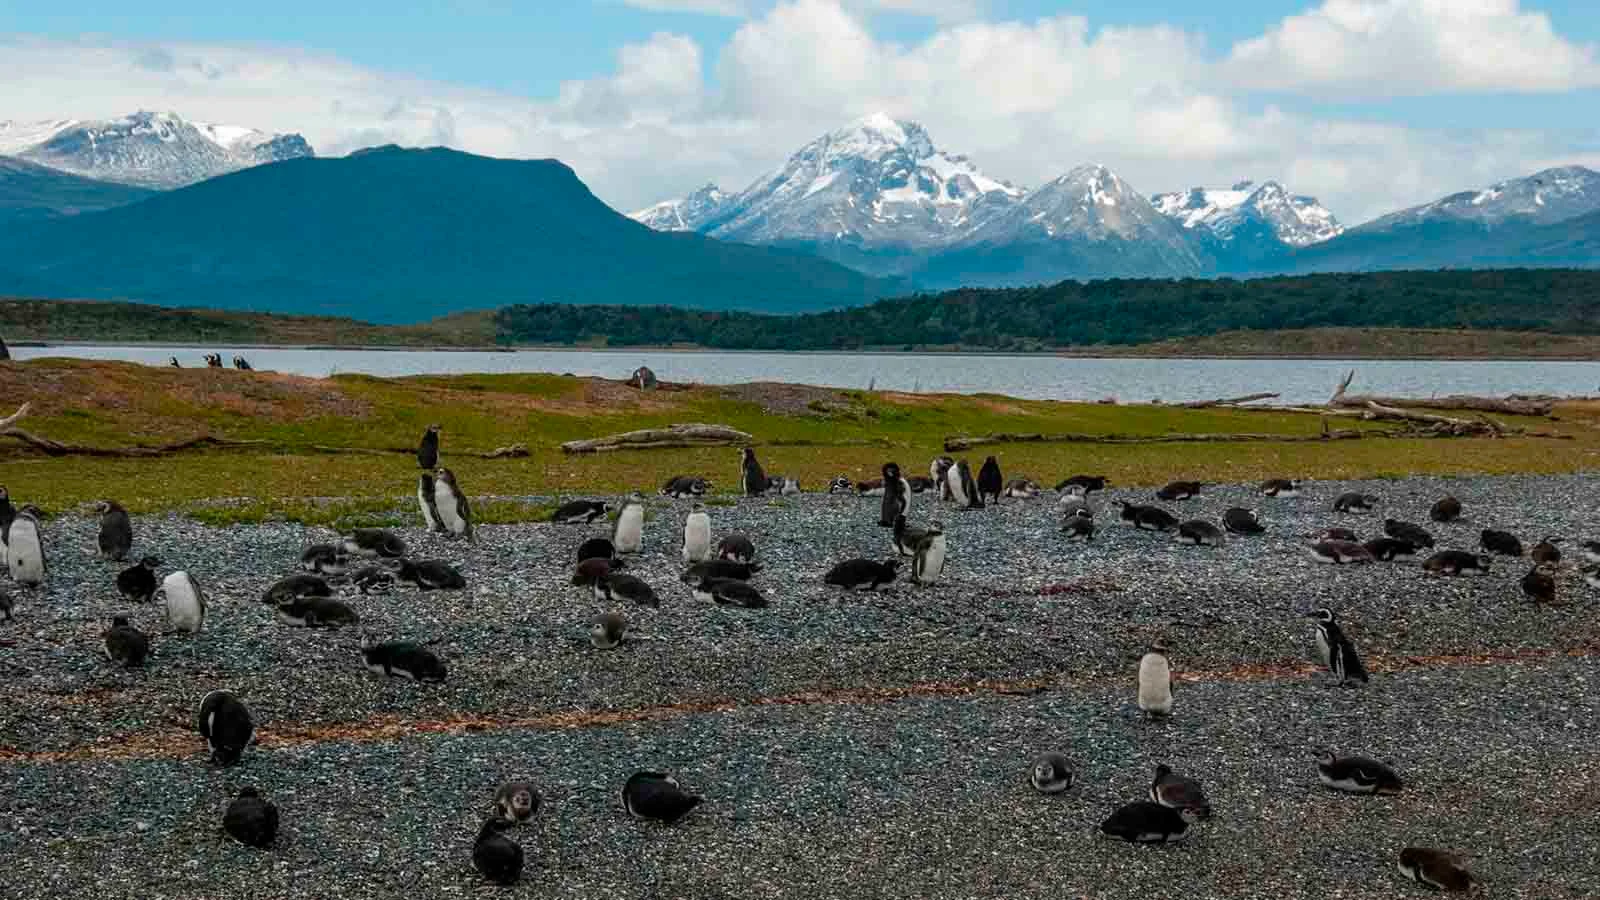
562, 423, 753, 454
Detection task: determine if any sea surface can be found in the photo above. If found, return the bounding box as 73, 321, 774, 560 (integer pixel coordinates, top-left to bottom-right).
13, 345, 1600, 405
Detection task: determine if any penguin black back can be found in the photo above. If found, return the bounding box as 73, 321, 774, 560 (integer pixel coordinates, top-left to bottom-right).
1429, 495, 1462, 522
824, 558, 899, 591
1100, 801, 1196, 843
879, 462, 909, 527
116, 556, 161, 603
362, 641, 448, 682
740, 447, 768, 497
417, 424, 440, 470
102, 615, 149, 668
1480, 529, 1523, 556
1383, 519, 1435, 549
95, 500, 133, 562
577, 537, 616, 563
1155, 480, 1201, 501
472, 817, 524, 885
197, 690, 254, 766
976, 456, 1003, 505
622, 771, 703, 824
223, 787, 279, 848
1222, 507, 1265, 535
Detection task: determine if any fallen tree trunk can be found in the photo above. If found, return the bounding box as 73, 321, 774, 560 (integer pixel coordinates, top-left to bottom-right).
1, 430, 267, 458
1180, 392, 1279, 409
1359, 401, 1514, 436
563, 423, 753, 454
1329, 369, 1553, 416
944, 429, 1390, 451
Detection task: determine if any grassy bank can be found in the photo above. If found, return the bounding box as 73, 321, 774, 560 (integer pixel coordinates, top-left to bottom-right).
0, 359, 1594, 523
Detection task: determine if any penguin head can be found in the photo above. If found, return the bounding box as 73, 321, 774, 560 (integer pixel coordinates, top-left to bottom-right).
110, 614, 131, 628
1153, 763, 1173, 779
435, 467, 456, 484
426, 424, 441, 434
1309, 608, 1336, 623
627, 491, 645, 503
690, 502, 707, 514
928, 520, 945, 535
1177, 808, 1202, 825
1314, 750, 1337, 766
598, 502, 611, 514
93, 500, 111, 514
140, 556, 163, 569
883, 462, 900, 479
0, 486, 7, 501
741, 447, 755, 461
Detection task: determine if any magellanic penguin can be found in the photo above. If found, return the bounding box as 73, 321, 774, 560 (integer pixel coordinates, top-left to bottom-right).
879, 462, 911, 528
1055, 475, 1109, 494
396, 559, 467, 591
1430, 495, 1462, 523
613, 493, 646, 555
0, 485, 14, 568
1175, 520, 1226, 547
1057, 486, 1092, 521
223, 787, 279, 848
598, 573, 659, 607
1521, 564, 1557, 604
1365, 538, 1418, 562
698, 576, 768, 609
892, 514, 929, 557
160, 571, 207, 633
573, 558, 617, 591
590, 611, 628, 649
716, 534, 756, 564
1259, 478, 1300, 498
1307, 540, 1375, 565
417, 471, 445, 533
116, 556, 162, 603
740, 447, 768, 497
94, 500, 133, 562
681, 503, 712, 564
1155, 480, 1201, 501
275, 595, 359, 628
103, 615, 150, 668
659, 475, 709, 499
1582, 564, 1600, 589
578, 537, 617, 563
1137, 642, 1175, 719
472, 817, 524, 885
1333, 492, 1378, 513
351, 565, 397, 595
911, 522, 948, 586
553, 499, 609, 524
494, 781, 540, 823
1061, 510, 1096, 542
6, 507, 45, 587
622, 771, 703, 824
1384, 519, 1435, 549
1530, 536, 1562, 565
1581, 540, 1600, 565
1029, 753, 1073, 794
362, 640, 447, 682
1309, 608, 1368, 685
261, 573, 332, 605
1222, 507, 1265, 535
1316, 527, 1361, 543
1316, 752, 1403, 795
1423, 550, 1492, 576
1100, 802, 1199, 843
681, 559, 759, 584
341, 528, 407, 559
828, 475, 855, 495
1131, 504, 1180, 533
930, 456, 955, 500
954, 459, 983, 509
976, 456, 1003, 506
197, 689, 255, 766
824, 558, 900, 591
1149, 764, 1212, 819
433, 467, 473, 541
301, 543, 351, 576
1003, 477, 1041, 500
1397, 847, 1479, 893
416, 423, 441, 470
0, 589, 13, 621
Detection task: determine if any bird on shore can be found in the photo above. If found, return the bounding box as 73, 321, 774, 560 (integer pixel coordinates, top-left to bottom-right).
1131, 504, 1179, 533
417, 471, 444, 533
1316, 752, 1403, 795
274, 595, 359, 628
552, 500, 609, 524
116, 556, 162, 603
911, 523, 948, 586
1057, 486, 1092, 520
341, 528, 407, 559
197, 690, 255, 766
590, 611, 628, 649
1003, 477, 1041, 500
1055, 475, 1109, 493
1397, 848, 1479, 893
739, 447, 770, 497
1156, 480, 1201, 501
1384, 519, 1435, 549
1175, 520, 1225, 547
396, 558, 466, 591
1137, 642, 1175, 719
1149, 764, 1212, 819
362, 641, 447, 682
1530, 536, 1562, 565
1259, 478, 1299, 498
1521, 564, 1557, 604
350, 565, 397, 594
94, 500, 133, 562
622, 771, 703, 824
1309, 609, 1368, 685
301, 543, 351, 575
6, 507, 45, 587
1430, 495, 1462, 522
1423, 550, 1493, 576
160, 571, 207, 633
1333, 492, 1378, 513
1029, 753, 1073, 794
824, 558, 900, 592
261, 573, 332, 605
953, 459, 983, 509
1100, 802, 1199, 843
698, 576, 768, 609
416, 424, 440, 470
598, 572, 659, 607
494, 781, 540, 823
433, 467, 473, 541
976, 456, 1003, 506
577, 537, 617, 563
1480, 529, 1523, 556
930, 457, 955, 498
681, 503, 711, 564
102, 616, 150, 668
880, 462, 911, 527
717, 533, 756, 564
1222, 508, 1265, 535
828, 474, 854, 494
1307, 540, 1375, 565
1061, 509, 1095, 542
472, 817, 524, 885
659, 475, 709, 499
613, 493, 646, 554
1364, 538, 1418, 562
223, 787, 278, 848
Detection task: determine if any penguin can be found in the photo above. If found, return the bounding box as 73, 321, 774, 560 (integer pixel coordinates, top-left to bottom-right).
1316, 527, 1361, 543
1333, 492, 1378, 513
1259, 478, 1299, 498
1397, 848, 1478, 893
1309, 609, 1368, 685
944, 460, 970, 507
396, 559, 466, 591
1581, 540, 1600, 565
976, 456, 1003, 505
1316, 752, 1403, 795
698, 576, 768, 609
1061, 510, 1095, 542
1384, 519, 1435, 549
1003, 477, 1040, 500
1137, 643, 1175, 719
493, 781, 540, 823
855, 478, 885, 497
573, 558, 617, 590
169, 356, 181, 368
612, 493, 646, 555
206, 353, 223, 368
301, 543, 351, 575
590, 611, 628, 649
622, 771, 702, 824
1155, 480, 1201, 501
274, 595, 359, 628
341, 528, 407, 559
1055, 475, 1108, 493
1149, 764, 1212, 819
1521, 564, 1557, 604
1100, 802, 1198, 843
416, 423, 440, 470
911, 523, 948, 586
681, 502, 712, 564
1307, 540, 1375, 565
552, 500, 609, 524
261, 573, 332, 605
1222, 507, 1265, 536
116, 556, 162, 603
1423, 550, 1492, 576
659, 475, 708, 499
417, 472, 445, 533
1057, 487, 1092, 521
1479, 529, 1523, 556
102, 615, 150, 668
1175, 520, 1225, 547
160, 571, 207, 633
1530, 536, 1562, 565
94, 500, 133, 562
775, 476, 801, 495
362, 641, 447, 682
1430, 495, 1462, 523
223, 787, 278, 849
1134, 506, 1180, 533
0, 485, 14, 565
0, 589, 12, 621
824, 558, 900, 591
716, 534, 756, 564
891, 514, 928, 557
879, 462, 911, 527
954, 460, 983, 509
930, 456, 955, 499
1583, 564, 1600, 589
232, 356, 252, 371
433, 467, 473, 541
827, 475, 855, 494
472, 817, 524, 885
681, 558, 759, 584
906, 475, 935, 494
6, 508, 45, 587
1364, 538, 1418, 562
351, 565, 397, 594
740, 447, 769, 497
1029, 753, 1073, 794
598, 573, 659, 607
197, 690, 254, 766
577, 537, 617, 563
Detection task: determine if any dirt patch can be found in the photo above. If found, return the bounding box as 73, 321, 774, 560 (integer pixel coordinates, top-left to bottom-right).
719, 382, 863, 417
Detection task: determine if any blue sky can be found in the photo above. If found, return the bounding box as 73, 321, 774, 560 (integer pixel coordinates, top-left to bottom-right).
2, 0, 1597, 221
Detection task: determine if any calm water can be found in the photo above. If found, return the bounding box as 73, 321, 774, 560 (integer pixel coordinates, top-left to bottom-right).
13, 345, 1600, 405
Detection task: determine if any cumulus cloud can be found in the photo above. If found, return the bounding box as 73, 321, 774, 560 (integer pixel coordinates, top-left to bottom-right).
1226, 0, 1600, 96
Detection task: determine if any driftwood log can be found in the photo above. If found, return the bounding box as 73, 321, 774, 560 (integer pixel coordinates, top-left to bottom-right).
944, 429, 1387, 452
1329, 369, 1553, 416
563, 423, 753, 454
1180, 392, 1279, 409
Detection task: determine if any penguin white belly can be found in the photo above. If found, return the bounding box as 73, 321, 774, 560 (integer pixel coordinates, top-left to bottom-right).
947, 477, 968, 507
7, 519, 43, 586
1314, 631, 1331, 666
433, 483, 466, 535
163, 572, 205, 633
682, 516, 711, 563
614, 507, 644, 554
1137, 655, 1173, 714
898, 480, 912, 519
916, 535, 947, 584
418, 481, 441, 531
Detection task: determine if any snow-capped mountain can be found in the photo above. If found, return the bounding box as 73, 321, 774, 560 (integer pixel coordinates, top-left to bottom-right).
1359, 165, 1600, 232
630, 184, 730, 232
0, 111, 313, 188
1151, 180, 1344, 248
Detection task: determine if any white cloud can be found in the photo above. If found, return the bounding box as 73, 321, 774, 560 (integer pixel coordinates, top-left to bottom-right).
1226, 0, 1600, 96
622, 0, 748, 16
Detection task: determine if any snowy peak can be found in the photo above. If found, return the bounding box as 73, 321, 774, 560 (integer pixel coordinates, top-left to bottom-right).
1365, 165, 1600, 231
996, 165, 1175, 242
0, 111, 313, 188
1152, 180, 1344, 247
630, 184, 730, 232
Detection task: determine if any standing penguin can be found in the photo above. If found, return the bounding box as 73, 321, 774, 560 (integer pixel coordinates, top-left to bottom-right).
417, 424, 441, 470
117, 556, 162, 603
613, 493, 646, 555
102, 616, 150, 668
622, 771, 703, 824
739, 448, 768, 497
433, 467, 473, 541
223, 787, 279, 848
95, 500, 134, 562
954, 460, 983, 509
1137, 642, 1175, 719
879, 462, 911, 528
930, 456, 955, 500
6, 507, 44, 587
0, 485, 14, 567
417, 472, 445, 533
976, 456, 1003, 506
197, 689, 254, 766
681, 503, 712, 563
472, 817, 524, 886
160, 571, 207, 634
1309, 608, 1368, 685
911, 522, 948, 586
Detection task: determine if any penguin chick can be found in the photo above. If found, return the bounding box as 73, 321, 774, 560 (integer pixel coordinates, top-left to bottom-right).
1316, 752, 1404, 795
681, 502, 711, 564
590, 611, 628, 649
612, 493, 646, 554
577, 537, 617, 563
1149, 764, 1212, 819
300, 544, 350, 576
1137, 644, 1174, 719
1307, 540, 1375, 565
552, 499, 609, 524
494, 781, 540, 823
911, 524, 948, 586
341, 528, 407, 559
1061, 511, 1095, 542
1029, 753, 1073, 794
1423, 550, 1493, 576
223, 787, 279, 848
1530, 536, 1562, 565
472, 817, 524, 886
1365, 538, 1418, 562
396, 559, 467, 591
622, 771, 703, 824
102, 615, 150, 668
261, 573, 332, 605
350, 565, 397, 595
698, 577, 768, 609
1003, 477, 1040, 500
572, 557, 616, 589
94, 499, 133, 562
1521, 564, 1557, 604
274, 596, 359, 628
1384, 519, 1435, 549
1397, 847, 1479, 893
1479, 529, 1523, 557
680, 559, 760, 584
716, 534, 756, 564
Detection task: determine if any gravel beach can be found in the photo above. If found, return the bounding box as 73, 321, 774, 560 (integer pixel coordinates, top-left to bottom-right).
2, 472, 1598, 898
